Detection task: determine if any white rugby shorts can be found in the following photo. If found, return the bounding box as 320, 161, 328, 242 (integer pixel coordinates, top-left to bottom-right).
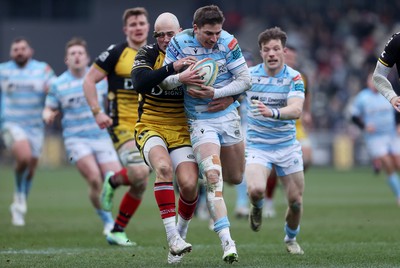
189, 109, 243, 150
65, 137, 119, 164
1, 122, 44, 158
246, 142, 304, 176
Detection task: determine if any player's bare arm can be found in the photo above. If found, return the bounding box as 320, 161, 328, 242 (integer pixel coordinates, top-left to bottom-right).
83, 66, 112, 129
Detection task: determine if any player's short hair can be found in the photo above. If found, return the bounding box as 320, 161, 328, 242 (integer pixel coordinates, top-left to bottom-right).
258, 26, 287, 49
11, 36, 31, 47
122, 7, 148, 26
65, 37, 88, 55
193, 5, 225, 28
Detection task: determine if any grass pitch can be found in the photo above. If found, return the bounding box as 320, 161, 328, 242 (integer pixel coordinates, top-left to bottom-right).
1, 165, 400, 267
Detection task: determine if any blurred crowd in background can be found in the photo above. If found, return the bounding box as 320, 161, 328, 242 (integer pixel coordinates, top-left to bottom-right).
1, 0, 400, 167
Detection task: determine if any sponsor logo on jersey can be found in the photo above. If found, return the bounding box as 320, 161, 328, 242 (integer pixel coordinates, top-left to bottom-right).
170, 45, 179, 58
228, 38, 238, 50
151, 87, 163, 96
294, 84, 304, 92
124, 78, 133, 90
232, 48, 241, 60
98, 51, 110, 62
293, 74, 302, 81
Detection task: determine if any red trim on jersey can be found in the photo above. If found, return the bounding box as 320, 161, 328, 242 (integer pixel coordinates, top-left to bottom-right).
228, 38, 238, 50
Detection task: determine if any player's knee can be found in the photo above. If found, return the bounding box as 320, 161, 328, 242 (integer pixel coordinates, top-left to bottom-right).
289, 201, 302, 214
248, 186, 263, 200
178, 177, 198, 197
179, 183, 198, 201
131, 165, 150, 180
87, 175, 102, 191
153, 162, 172, 180
205, 169, 220, 184
16, 157, 30, 170
199, 154, 221, 180
225, 173, 243, 185
206, 177, 223, 202
129, 181, 147, 198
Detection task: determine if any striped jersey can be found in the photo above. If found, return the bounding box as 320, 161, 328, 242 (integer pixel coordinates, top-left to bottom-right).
0, 59, 55, 130
245, 64, 305, 150
45, 69, 109, 140
351, 88, 395, 140
93, 42, 139, 129
164, 29, 247, 120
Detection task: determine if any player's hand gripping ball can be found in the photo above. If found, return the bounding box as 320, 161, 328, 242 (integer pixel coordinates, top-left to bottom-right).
190, 58, 218, 90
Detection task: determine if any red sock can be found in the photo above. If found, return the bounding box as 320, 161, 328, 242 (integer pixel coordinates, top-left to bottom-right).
178, 193, 198, 220
266, 171, 278, 199
115, 192, 141, 228
154, 182, 176, 219
113, 168, 130, 186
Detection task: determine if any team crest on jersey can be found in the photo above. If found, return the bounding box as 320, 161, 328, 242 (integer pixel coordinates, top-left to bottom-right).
108, 92, 115, 100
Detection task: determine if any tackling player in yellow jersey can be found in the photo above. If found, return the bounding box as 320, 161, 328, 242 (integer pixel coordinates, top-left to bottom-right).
131, 12, 197, 264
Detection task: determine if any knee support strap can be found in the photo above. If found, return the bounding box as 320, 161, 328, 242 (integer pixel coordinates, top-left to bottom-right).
199, 154, 223, 201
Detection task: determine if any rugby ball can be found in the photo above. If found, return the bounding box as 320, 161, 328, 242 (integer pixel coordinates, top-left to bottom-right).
189, 58, 218, 90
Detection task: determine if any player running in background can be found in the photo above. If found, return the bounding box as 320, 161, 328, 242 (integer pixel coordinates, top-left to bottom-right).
263, 45, 313, 218
43, 37, 122, 235
246, 27, 305, 255
161, 5, 251, 263
0, 37, 56, 226
83, 7, 150, 246
351, 72, 400, 206
131, 13, 201, 264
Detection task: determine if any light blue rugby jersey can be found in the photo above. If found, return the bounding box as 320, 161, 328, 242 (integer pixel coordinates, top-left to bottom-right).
0, 59, 55, 130
45, 69, 109, 140
351, 88, 395, 140
245, 64, 305, 150
164, 29, 247, 120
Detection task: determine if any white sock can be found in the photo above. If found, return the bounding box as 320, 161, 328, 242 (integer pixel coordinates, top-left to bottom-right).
218, 227, 232, 244
163, 216, 178, 241
284, 235, 296, 243
177, 215, 190, 240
